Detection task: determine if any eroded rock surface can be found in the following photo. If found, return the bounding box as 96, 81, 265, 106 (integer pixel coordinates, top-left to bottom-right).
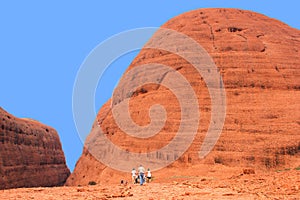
0, 107, 70, 189
67, 8, 300, 186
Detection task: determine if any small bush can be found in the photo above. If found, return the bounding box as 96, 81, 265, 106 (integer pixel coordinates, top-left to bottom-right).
214, 156, 223, 164
276, 168, 291, 173
243, 168, 255, 174
264, 158, 272, 168
88, 181, 97, 185
295, 166, 300, 171
233, 91, 240, 96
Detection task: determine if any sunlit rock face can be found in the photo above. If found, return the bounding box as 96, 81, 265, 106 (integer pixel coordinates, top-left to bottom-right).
67, 8, 300, 186
0, 107, 70, 189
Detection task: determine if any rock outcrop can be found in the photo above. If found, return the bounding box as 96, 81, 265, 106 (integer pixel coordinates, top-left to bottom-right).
0, 107, 70, 189
67, 8, 300, 185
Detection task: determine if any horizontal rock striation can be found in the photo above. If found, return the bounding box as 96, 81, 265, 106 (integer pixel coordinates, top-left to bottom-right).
67, 8, 300, 185
0, 107, 70, 189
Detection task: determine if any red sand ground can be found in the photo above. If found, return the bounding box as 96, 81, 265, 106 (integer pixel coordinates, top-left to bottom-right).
1, 166, 299, 199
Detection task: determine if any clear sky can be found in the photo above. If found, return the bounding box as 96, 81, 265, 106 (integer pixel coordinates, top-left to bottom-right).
0, 1, 299, 172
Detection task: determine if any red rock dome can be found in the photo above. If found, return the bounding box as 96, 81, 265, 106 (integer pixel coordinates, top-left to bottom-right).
67, 8, 299, 185
0, 107, 70, 189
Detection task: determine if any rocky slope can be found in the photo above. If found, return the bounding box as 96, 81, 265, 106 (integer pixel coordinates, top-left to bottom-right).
67, 8, 300, 185
0, 107, 70, 189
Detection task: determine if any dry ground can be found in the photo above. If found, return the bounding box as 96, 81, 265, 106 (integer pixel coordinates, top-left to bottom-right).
1, 167, 299, 200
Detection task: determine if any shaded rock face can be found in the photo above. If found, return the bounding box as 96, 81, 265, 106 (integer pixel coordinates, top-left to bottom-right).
0, 107, 70, 189
67, 8, 300, 185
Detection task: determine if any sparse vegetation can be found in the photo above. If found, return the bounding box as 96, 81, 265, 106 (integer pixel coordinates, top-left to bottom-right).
214, 156, 224, 164
169, 175, 195, 179
228, 27, 243, 32
264, 158, 272, 168
244, 156, 255, 162
243, 168, 255, 174
265, 114, 278, 119
88, 181, 97, 185
276, 168, 291, 172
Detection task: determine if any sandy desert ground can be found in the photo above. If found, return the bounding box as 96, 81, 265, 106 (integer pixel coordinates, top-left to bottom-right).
1, 166, 299, 200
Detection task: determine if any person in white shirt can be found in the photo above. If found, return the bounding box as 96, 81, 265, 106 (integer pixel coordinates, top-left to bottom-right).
138, 165, 145, 185
131, 168, 137, 184
146, 168, 152, 183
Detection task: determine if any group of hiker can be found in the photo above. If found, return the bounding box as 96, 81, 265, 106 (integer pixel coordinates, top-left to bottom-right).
131, 165, 151, 185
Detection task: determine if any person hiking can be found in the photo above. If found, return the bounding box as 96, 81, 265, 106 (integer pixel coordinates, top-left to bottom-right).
131, 168, 137, 184
146, 168, 152, 183
138, 164, 145, 185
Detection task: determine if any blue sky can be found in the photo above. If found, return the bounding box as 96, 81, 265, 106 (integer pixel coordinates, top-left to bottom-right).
0, 1, 299, 171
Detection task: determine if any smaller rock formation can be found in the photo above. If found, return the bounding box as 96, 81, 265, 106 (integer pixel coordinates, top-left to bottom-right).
0, 107, 70, 189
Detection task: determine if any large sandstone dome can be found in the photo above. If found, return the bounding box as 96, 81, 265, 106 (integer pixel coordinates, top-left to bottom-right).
67, 8, 300, 185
